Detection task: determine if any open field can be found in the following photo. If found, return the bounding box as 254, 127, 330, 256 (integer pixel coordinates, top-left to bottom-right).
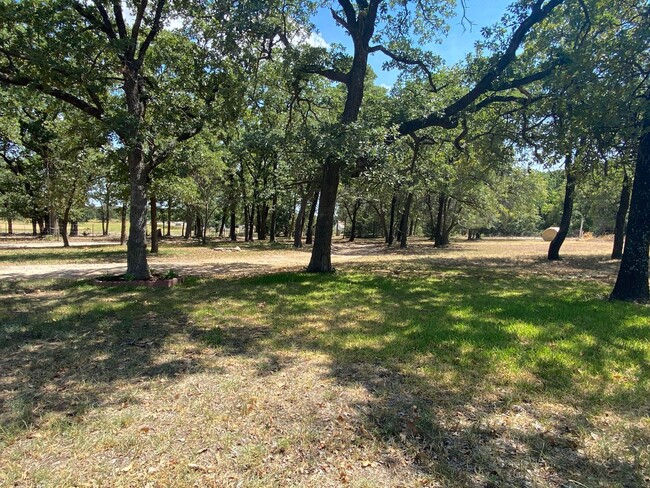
1, 238, 648, 487
1, 219, 211, 238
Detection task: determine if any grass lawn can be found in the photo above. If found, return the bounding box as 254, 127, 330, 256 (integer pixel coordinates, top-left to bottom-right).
0, 238, 648, 487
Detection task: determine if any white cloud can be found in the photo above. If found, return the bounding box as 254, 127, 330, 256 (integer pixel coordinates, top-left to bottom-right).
288, 28, 330, 49
306, 32, 329, 49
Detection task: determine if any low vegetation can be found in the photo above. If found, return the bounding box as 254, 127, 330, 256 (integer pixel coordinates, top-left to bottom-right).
1, 239, 648, 487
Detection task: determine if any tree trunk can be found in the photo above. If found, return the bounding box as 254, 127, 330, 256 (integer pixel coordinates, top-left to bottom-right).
307, 21, 371, 272
46, 208, 58, 236
257, 203, 269, 240
7, 218, 13, 235
399, 193, 414, 249
166, 199, 172, 237
347, 199, 361, 243
548, 156, 576, 261
434, 194, 447, 248
269, 193, 278, 243
103, 188, 110, 235
248, 206, 255, 241
126, 152, 151, 279
307, 159, 341, 272
229, 207, 237, 242
305, 191, 319, 245
31, 218, 37, 236
58, 217, 69, 247
219, 206, 227, 238
294, 189, 310, 248
612, 171, 631, 260
610, 116, 650, 302
150, 194, 159, 254
195, 214, 203, 240
120, 202, 127, 245
425, 193, 436, 240
243, 205, 249, 242
69, 221, 78, 237
387, 193, 398, 246
202, 205, 209, 245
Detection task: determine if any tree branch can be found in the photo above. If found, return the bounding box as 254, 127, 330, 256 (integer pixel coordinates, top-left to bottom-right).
131, 0, 149, 46
110, 0, 128, 39
73, 2, 116, 40
0, 73, 104, 120
337, 0, 358, 31
369, 44, 439, 91
136, 0, 166, 69
398, 0, 565, 135
330, 8, 351, 32
304, 66, 349, 84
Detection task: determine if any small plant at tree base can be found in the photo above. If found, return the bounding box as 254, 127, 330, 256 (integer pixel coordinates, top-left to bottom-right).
123, 273, 136, 281
162, 269, 179, 280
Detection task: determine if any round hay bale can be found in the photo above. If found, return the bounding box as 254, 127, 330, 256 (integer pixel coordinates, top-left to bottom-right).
541, 226, 560, 242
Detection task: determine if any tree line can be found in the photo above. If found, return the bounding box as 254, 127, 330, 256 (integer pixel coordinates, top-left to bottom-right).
0, 0, 648, 301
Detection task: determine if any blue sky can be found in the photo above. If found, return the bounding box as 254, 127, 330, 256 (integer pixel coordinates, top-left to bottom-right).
311, 0, 514, 87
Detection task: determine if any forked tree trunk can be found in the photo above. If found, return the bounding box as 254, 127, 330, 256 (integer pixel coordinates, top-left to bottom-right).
612, 172, 631, 260
347, 199, 361, 242
548, 156, 576, 261
611, 115, 650, 302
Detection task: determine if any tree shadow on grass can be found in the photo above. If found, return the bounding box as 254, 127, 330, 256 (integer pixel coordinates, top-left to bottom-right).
0, 279, 222, 439
0, 263, 648, 486
196, 269, 649, 486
